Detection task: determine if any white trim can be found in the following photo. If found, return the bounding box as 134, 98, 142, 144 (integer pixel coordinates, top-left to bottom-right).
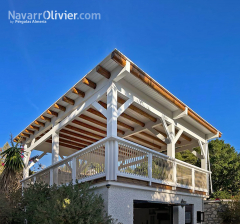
28, 152, 47, 169
173, 107, 188, 120
92, 101, 107, 117
117, 98, 133, 117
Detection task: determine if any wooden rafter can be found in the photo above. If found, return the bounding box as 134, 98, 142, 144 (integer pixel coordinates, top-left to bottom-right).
96, 65, 111, 79
60, 129, 97, 143
46, 140, 82, 151
60, 138, 86, 148
34, 120, 45, 127
29, 125, 39, 131
54, 103, 66, 112
128, 135, 161, 149
72, 87, 85, 98
66, 125, 103, 140
82, 77, 96, 89
79, 114, 125, 135
47, 110, 58, 117
59, 133, 91, 146
25, 129, 34, 135
98, 100, 145, 127
21, 133, 30, 138
138, 132, 166, 146
62, 96, 75, 105
118, 97, 157, 122
72, 120, 106, 135
40, 115, 51, 122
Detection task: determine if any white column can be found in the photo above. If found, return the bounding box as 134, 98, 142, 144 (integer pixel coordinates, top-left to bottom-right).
52, 131, 59, 184
107, 83, 118, 137
173, 206, 185, 224
23, 144, 31, 180
201, 142, 208, 170
72, 157, 77, 184
167, 124, 175, 158
105, 140, 118, 181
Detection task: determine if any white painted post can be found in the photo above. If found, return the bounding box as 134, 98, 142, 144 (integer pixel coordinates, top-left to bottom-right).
50, 168, 53, 186
192, 168, 195, 193
105, 83, 118, 181
23, 144, 31, 184
52, 131, 59, 184
72, 157, 77, 184
148, 153, 152, 186
173, 161, 177, 190
167, 124, 175, 158
201, 142, 208, 170
107, 83, 118, 137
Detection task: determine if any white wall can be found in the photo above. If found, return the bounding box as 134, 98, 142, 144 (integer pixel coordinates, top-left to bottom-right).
93, 183, 204, 224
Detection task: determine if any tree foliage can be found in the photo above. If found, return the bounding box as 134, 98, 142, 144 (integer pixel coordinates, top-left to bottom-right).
0, 135, 24, 193
0, 182, 117, 224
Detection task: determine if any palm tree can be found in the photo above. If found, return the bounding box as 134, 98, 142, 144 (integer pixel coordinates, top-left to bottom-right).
0, 134, 25, 192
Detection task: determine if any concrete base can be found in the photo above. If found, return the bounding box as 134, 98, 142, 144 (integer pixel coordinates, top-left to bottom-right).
93, 182, 204, 224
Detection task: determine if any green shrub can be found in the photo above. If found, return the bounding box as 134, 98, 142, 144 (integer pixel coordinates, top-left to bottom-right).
1, 182, 116, 224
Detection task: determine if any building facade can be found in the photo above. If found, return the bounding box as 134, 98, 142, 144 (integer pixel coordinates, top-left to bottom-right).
17, 50, 221, 224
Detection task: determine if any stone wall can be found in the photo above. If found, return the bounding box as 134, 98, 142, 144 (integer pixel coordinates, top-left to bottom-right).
203, 200, 231, 224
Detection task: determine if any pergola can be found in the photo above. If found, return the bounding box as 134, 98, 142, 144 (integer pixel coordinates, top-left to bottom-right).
16, 50, 221, 193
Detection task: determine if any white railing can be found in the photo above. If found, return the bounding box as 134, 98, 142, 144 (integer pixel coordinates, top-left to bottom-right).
21, 138, 107, 188
21, 136, 209, 193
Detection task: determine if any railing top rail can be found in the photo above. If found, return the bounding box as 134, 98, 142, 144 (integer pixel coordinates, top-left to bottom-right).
21, 137, 109, 183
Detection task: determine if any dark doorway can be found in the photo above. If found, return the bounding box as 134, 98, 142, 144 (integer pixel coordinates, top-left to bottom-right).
134, 201, 173, 224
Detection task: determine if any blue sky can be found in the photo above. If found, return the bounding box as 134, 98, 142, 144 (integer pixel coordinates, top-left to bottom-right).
1, 0, 240, 167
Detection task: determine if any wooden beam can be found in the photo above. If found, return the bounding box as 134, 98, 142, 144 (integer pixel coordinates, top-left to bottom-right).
25, 129, 34, 135
72, 87, 85, 98
34, 120, 45, 127
47, 110, 58, 117
138, 132, 166, 146
128, 135, 161, 149
15, 136, 26, 142
60, 138, 86, 148
46, 140, 82, 151
82, 77, 96, 89
54, 103, 66, 112
118, 97, 157, 122
62, 96, 75, 105
98, 100, 145, 127
72, 120, 106, 135
29, 125, 39, 131
96, 65, 111, 79
79, 114, 125, 135
59, 133, 91, 146
66, 125, 103, 140
40, 115, 51, 123
21, 133, 30, 138
87, 108, 134, 131
60, 129, 97, 143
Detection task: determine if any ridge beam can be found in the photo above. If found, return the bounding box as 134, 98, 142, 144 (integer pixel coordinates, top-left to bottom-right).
173, 107, 188, 120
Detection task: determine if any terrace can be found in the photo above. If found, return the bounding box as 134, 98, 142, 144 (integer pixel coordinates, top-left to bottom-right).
18, 50, 220, 196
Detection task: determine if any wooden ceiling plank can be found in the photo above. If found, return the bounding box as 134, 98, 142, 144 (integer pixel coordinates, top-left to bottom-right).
72, 120, 106, 135
59, 133, 91, 146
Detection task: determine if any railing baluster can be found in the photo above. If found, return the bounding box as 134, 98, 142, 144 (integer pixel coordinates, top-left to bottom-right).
192, 168, 195, 193
148, 153, 152, 186
72, 157, 77, 184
